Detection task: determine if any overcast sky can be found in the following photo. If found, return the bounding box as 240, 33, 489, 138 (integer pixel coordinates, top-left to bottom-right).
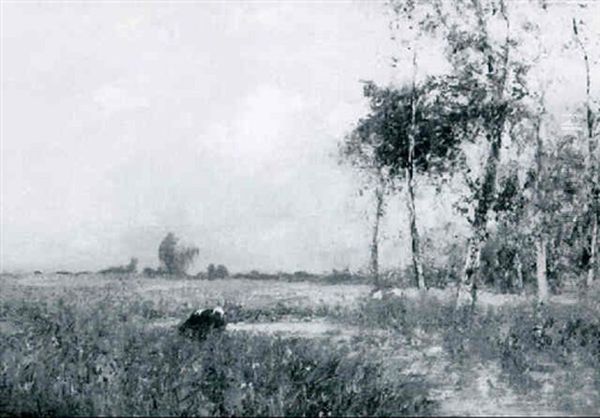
1, 1, 598, 274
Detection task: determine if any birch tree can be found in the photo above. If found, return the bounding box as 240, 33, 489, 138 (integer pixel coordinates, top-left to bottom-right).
409, 0, 532, 307
346, 79, 467, 289
572, 14, 599, 288
339, 120, 390, 290
389, 0, 426, 289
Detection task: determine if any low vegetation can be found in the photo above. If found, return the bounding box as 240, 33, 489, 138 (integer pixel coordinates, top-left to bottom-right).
337, 288, 600, 414
0, 286, 434, 417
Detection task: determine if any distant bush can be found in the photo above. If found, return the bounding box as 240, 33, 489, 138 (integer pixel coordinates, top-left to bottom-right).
205, 264, 229, 280
99, 258, 138, 275
322, 268, 369, 285
158, 233, 199, 276
293, 270, 311, 279
236, 270, 280, 281
142, 267, 161, 278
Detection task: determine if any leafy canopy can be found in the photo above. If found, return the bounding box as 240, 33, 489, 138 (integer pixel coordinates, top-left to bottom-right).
348, 79, 470, 182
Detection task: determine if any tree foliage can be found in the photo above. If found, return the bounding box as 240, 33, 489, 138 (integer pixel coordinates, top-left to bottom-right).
158, 232, 199, 276
350, 80, 469, 183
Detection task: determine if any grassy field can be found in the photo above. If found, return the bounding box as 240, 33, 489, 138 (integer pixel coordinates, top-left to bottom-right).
1, 272, 599, 416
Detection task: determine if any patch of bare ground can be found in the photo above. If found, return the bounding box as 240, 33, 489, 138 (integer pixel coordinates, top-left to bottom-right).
148, 317, 360, 342
385, 287, 578, 308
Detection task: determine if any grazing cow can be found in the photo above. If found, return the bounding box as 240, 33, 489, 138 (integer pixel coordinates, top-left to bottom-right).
178, 307, 226, 340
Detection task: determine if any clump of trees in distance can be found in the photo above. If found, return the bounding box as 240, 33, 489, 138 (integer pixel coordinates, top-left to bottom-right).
197, 263, 229, 280
340, 0, 599, 308
143, 232, 199, 277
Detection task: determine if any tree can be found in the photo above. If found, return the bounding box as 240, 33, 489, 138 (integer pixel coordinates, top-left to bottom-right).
206, 263, 229, 280
572, 14, 599, 287
391, 0, 425, 290
347, 79, 467, 289
482, 165, 529, 293
404, 0, 533, 307
339, 114, 390, 290
207, 263, 216, 280
158, 232, 199, 276
538, 132, 588, 291
216, 264, 229, 279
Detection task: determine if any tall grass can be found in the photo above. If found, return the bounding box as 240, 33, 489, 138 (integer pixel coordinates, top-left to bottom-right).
0, 295, 435, 416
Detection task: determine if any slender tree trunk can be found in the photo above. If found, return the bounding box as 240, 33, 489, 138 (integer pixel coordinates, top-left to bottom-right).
407, 48, 425, 290
456, 2, 511, 309
371, 180, 385, 291
536, 238, 549, 303
573, 17, 598, 287
406, 166, 425, 289
534, 114, 550, 302
457, 134, 502, 307
514, 251, 523, 291
588, 216, 598, 287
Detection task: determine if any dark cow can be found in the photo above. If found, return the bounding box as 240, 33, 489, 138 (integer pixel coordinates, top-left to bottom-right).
178, 307, 226, 340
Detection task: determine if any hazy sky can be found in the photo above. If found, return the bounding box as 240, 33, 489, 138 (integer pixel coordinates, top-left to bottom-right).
1, 1, 598, 274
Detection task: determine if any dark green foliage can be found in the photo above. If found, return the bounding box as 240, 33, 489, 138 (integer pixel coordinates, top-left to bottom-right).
351, 80, 469, 182
475, 134, 592, 292
99, 257, 138, 275
142, 267, 160, 278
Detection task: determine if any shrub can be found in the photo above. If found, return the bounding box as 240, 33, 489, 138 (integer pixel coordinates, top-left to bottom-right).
142, 267, 160, 278
99, 258, 138, 275
322, 268, 369, 285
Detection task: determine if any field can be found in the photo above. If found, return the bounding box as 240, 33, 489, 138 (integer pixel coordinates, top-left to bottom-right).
1, 273, 600, 416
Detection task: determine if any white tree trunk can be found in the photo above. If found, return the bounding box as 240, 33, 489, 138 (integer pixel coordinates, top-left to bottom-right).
371, 184, 384, 290
573, 17, 598, 287
406, 46, 425, 290
534, 113, 549, 303
456, 133, 502, 309
514, 252, 523, 291
536, 238, 549, 303
406, 167, 425, 289
456, 4, 511, 309
457, 236, 482, 307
